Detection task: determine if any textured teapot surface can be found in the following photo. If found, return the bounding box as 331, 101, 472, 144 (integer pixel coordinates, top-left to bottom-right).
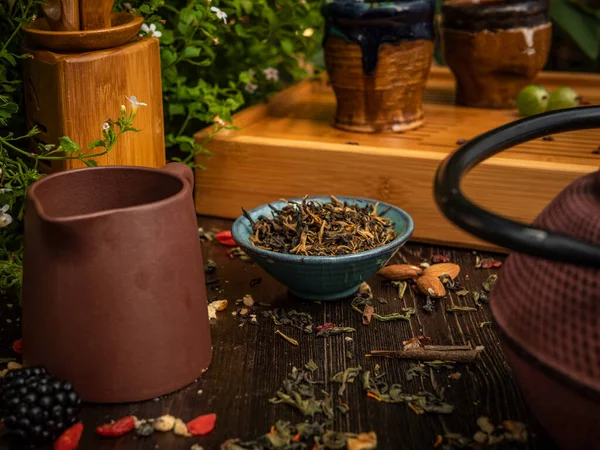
491, 169, 600, 391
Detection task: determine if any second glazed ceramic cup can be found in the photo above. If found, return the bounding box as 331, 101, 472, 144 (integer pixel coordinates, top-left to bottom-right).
322, 0, 436, 133
441, 0, 552, 109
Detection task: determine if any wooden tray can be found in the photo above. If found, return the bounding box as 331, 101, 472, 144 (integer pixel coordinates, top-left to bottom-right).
194, 67, 600, 251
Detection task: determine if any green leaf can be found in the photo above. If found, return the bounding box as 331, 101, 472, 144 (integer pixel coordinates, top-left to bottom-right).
281, 39, 294, 54
87, 139, 106, 149
1, 52, 17, 66
241, 0, 253, 14
551, 0, 600, 59
83, 159, 98, 167
58, 136, 80, 155
168, 104, 186, 116
182, 47, 201, 59
180, 7, 196, 24
161, 49, 177, 66
139, 4, 151, 13
234, 23, 251, 37
160, 29, 175, 45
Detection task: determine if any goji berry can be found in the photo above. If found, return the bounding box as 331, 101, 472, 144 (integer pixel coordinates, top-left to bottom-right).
215, 230, 236, 247
186, 413, 217, 436
54, 422, 83, 450
12, 339, 22, 354
96, 416, 136, 437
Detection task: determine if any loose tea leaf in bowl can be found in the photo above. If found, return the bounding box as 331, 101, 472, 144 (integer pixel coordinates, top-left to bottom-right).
247, 196, 398, 256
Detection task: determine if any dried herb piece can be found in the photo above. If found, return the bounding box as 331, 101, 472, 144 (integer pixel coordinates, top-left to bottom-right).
483, 274, 498, 292
204, 259, 217, 274
228, 247, 251, 262
405, 363, 428, 381
305, 360, 319, 373
316, 326, 355, 337
275, 330, 299, 346
480, 321, 492, 329
347, 432, 377, 450
362, 305, 374, 325
247, 196, 398, 256
351, 290, 414, 322
423, 296, 435, 314
198, 228, 215, 241
368, 344, 484, 363
455, 289, 469, 297
267, 309, 314, 334
363, 371, 454, 414
446, 305, 477, 312
402, 336, 431, 350
331, 366, 362, 396
391, 280, 407, 299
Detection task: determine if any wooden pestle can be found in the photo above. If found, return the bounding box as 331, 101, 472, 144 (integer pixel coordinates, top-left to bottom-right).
41, 0, 80, 31
79, 0, 114, 30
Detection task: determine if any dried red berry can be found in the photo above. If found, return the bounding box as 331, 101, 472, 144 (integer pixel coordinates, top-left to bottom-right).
186, 413, 217, 436
315, 323, 336, 332
431, 254, 450, 264
11, 339, 22, 354
54, 423, 83, 450
480, 259, 503, 269
96, 416, 135, 437
216, 230, 236, 247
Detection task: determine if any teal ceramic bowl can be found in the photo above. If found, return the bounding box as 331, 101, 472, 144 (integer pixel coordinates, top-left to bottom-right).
231, 196, 414, 301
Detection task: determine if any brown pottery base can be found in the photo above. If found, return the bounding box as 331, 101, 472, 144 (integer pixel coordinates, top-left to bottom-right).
442, 23, 552, 109
325, 37, 433, 133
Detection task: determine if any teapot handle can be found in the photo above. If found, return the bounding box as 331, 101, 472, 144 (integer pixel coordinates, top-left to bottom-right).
434, 106, 600, 267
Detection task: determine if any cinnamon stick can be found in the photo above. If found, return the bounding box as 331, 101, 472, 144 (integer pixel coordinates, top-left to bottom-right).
368, 345, 484, 363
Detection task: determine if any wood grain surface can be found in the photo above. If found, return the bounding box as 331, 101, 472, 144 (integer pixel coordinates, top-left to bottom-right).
0, 217, 558, 450
193, 68, 600, 251
22, 37, 165, 171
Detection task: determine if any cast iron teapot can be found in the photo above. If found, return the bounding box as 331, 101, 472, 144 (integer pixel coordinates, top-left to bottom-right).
435, 106, 600, 450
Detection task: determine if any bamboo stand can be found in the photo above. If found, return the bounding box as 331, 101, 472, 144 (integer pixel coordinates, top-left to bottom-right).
22, 11, 165, 171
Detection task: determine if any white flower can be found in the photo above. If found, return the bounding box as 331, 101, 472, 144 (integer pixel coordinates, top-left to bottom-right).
213, 115, 225, 126
263, 67, 279, 82
244, 83, 258, 94
125, 95, 148, 113
1, 188, 13, 194
0, 204, 13, 228
140, 23, 162, 38
303, 28, 314, 37
248, 69, 255, 78
211, 6, 227, 24
102, 122, 110, 131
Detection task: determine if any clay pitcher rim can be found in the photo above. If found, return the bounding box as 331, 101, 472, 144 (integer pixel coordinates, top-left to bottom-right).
27, 165, 188, 224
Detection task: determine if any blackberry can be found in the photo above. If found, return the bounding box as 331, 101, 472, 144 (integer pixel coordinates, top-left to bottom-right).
0, 367, 82, 444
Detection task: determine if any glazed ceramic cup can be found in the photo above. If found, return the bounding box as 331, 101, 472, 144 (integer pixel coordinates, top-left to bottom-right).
22, 163, 212, 403
231, 196, 414, 301
441, 0, 552, 109
322, 0, 435, 133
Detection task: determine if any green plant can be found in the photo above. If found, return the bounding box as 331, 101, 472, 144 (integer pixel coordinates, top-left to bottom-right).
116, 0, 324, 166
550, 0, 600, 62
0, 0, 324, 299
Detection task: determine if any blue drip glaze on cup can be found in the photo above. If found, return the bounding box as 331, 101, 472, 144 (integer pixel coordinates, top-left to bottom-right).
231, 196, 414, 301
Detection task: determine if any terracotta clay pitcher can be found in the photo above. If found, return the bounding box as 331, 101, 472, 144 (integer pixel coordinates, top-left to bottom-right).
434, 107, 600, 450
22, 162, 212, 403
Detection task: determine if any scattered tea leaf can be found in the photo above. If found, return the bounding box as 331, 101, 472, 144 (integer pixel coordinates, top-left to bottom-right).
480, 321, 493, 329
423, 297, 435, 314
455, 289, 470, 297
275, 330, 299, 346
391, 280, 407, 299
331, 366, 362, 396
305, 359, 319, 373
483, 274, 498, 292
446, 305, 477, 312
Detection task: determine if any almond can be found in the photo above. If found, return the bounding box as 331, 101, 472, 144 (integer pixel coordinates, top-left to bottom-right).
377, 264, 423, 281
416, 275, 446, 298
423, 263, 460, 280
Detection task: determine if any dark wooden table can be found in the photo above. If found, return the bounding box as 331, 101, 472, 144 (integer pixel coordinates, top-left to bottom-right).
0, 217, 557, 450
